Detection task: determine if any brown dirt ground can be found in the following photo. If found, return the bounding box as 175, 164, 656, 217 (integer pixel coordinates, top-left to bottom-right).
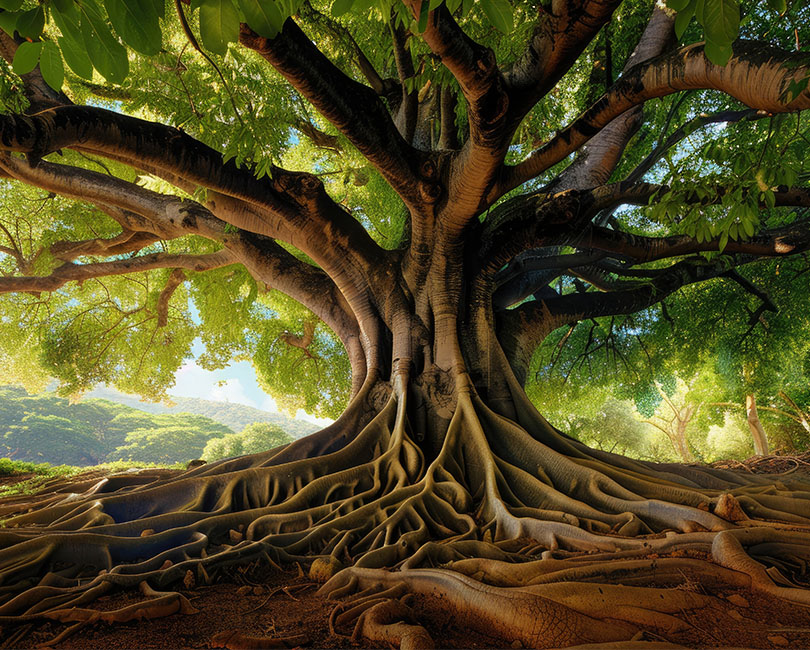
2, 461, 810, 650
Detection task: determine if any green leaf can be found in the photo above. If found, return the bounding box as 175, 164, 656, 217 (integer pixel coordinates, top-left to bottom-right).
147, 0, 166, 18
718, 231, 728, 252
416, 0, 429, 33
51, 0, 74, 12
12, 40, 41, 75
0, 0, 22, 10
199, 0, 240, 56
51, 3, 93, 79
0, 10, 19, 36
695, 0, 705, 23
39, 40, 64, 90
105, 0, 162, 55
702, 0, 739, 44
667, 0, 690, 10
742, 217, 755, 237
766, 0, 786, 13
15, 5, 44, 39
481, 0, 513, 33
704, 40, 732, 66
674, 0, 695, 39
237, 0, 283, 38
79, 0, 129, 84
331, 0, 354, 17
58, 33, 93, 79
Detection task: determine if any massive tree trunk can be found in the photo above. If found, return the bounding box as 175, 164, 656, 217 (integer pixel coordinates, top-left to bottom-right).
2, 2, 810, 647
3, 239, 810, 646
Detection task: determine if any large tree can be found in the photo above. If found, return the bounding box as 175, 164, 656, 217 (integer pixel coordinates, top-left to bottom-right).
2, 0, 810, 646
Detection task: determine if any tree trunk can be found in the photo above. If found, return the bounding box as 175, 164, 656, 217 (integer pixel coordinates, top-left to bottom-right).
746, 393, 769, 456
673, 416, 695, 464
2, 300, 810, 646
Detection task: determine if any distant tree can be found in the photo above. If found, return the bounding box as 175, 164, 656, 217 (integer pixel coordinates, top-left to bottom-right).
202, 421, 293, 461
2, 413, 103, 465
0, 386, 234, 465
111, 423, 229, 464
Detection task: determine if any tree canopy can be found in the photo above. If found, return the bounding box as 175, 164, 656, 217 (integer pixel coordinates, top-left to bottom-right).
0, 0, 808, 415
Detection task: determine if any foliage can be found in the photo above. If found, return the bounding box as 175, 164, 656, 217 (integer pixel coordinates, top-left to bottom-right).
112, 422, 230, 464
202, 421, 294, 460
87, 386, 320, 437
0, 458, 185, 498
0, 385, 238, 465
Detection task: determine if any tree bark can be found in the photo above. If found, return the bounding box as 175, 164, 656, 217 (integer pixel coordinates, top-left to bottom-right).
746, 393, 769, 456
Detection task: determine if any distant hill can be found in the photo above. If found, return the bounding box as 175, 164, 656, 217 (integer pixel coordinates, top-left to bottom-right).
0, 386, 232, 466
86, 386, 320, 439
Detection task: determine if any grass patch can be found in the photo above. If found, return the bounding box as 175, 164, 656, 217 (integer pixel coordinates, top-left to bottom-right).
0, 458, 77, 478
0, 458, 185, 499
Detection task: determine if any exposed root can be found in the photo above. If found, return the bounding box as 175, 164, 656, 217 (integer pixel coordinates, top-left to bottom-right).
350, 598, 434, 650
211, 630, 310, 649
1, 376, 810, 647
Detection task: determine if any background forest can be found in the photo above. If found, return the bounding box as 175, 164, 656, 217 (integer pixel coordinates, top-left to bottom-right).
0, 385, 307, 465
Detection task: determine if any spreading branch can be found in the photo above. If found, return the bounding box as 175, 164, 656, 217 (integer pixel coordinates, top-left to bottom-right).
0, 250, 234, 294
505, 0, 623, 121
238, 20, 425, 207
504, 41, 810, 192
548, 6, 675, 191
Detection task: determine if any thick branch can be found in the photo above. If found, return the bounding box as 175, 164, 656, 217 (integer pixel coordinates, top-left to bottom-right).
482, 182, 810, 274
0, 154, 366, 374
0, 250, 234, 294
403, 2, 511, 230
156, 268, 187, 327
300, 2, 387, 95
548, 6, 675, 191
0, 107, 385, 272
390, 21, 417, 144
505, 0, 623, 121
505, 41, 810, 191
238, 20, 425, 206
584, 214, 810, 263
498, 256, 743, 380
50, 231, 162, 262
439, 85, 459, 150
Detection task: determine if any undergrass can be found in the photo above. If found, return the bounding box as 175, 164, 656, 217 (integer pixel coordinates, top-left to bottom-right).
0, 458, 184, 498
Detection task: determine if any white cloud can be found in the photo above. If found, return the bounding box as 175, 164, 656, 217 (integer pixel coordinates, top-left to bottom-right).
210, 377, 256, 408
171, 361, 258, 407
172, 358, 332, 426
295, 409, 334, 428
260, 395, 279, 413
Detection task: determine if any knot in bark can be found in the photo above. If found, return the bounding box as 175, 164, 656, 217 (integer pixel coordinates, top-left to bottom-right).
419, 158, 438, 179
272, 168, 324, 202
475, 48, 497, 75
419, 181, 443, 204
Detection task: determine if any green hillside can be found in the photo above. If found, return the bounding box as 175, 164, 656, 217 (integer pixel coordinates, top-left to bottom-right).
0, 386, 311, 466
86, 387, 320, 438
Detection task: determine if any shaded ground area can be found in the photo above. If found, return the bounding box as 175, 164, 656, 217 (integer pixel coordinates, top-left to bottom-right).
710, 451, 810, 476
2, 459, 810, 649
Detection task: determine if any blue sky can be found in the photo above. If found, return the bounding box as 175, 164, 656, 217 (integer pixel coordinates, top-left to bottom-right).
170, 352, 334, 427
171, 307, 334, 428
